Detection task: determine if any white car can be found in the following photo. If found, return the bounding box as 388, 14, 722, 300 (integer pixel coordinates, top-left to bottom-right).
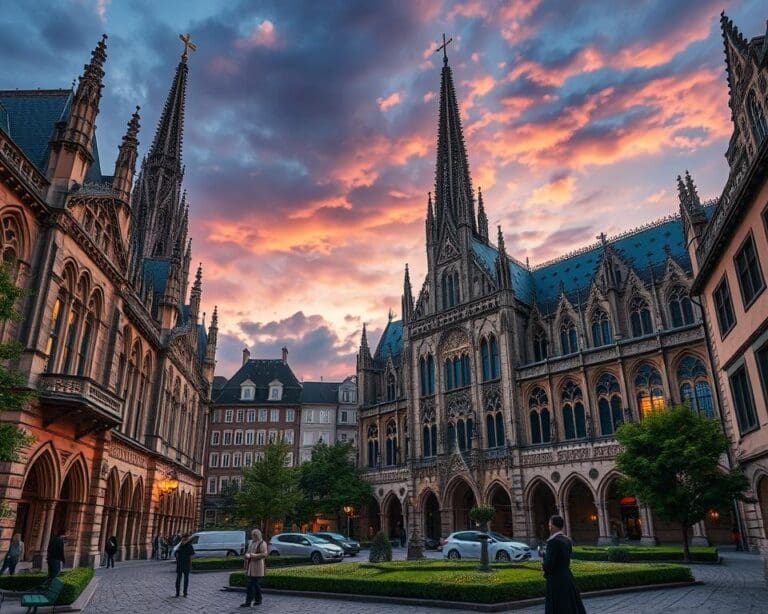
442, 530, 532, 562
269, 532, 344, 564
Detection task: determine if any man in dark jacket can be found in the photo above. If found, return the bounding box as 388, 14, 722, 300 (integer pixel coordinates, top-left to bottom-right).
542, 515, 586, 614
174, 534, 195, 597
46, 532, 66, 579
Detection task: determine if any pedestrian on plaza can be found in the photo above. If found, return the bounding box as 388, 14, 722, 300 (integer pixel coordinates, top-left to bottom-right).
46, 531, 66, 580
732, 526, 743, 552
151, 534, 159, 560
542, 515, 586, 614
105, 536, 118, 568
0, 533, 24, 576
399, 525, 406, 548
174, 533, 194, 598
241, 529, 268, 608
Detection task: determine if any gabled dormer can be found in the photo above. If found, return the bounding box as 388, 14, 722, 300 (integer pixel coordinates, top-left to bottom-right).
268, 379, 283, 401
240, 379, 256, 401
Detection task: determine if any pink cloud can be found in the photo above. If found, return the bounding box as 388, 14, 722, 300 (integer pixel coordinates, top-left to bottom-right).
235, 19, 277, 49
377, 91, 402, 112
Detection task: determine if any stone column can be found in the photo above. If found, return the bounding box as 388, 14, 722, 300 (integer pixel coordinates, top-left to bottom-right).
691, 521, 709, 547
639, 504, 657, 546
597, 500, 612, 546
34, 502, 56, 569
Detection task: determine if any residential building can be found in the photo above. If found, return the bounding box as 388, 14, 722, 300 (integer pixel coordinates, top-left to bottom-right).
299, 376, 358, 464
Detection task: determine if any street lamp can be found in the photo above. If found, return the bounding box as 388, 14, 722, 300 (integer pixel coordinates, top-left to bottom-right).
343, 505, 354, 538
158, 470, 180, 494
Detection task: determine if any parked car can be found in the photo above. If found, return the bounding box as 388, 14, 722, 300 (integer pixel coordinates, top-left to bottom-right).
269, 532, 344, 564
171, 530, 247, 558
309, 532, 361, 556
442, 530, 531, 562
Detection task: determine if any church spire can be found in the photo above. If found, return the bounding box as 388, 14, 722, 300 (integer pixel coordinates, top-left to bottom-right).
433, 34, 476, 233
495, 226, 511, 291
112, 106, 141, 204
677, 170, 707, 249
426, 192, 436, 245
477, 186, 489, 242
401, 263, 414, 323
358, 323, 373, 370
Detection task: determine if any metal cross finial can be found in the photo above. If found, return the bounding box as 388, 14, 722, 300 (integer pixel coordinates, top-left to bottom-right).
597, 232, 607, 247
179, 33, 197, 62
434, 33, 453, 65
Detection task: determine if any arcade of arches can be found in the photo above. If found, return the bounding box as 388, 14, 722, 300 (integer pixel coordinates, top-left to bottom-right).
367, 475, 736, 547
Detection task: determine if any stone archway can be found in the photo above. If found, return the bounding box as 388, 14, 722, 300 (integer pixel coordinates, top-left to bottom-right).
604, 479, 641, 542
529, 480, 557, 543
383, 494, 404, 542
565, 478, 598, 544
52, 459, 88, 566
448, 479, 476, 532
488, 483, 514, 536
364, 498, 381, 538
758, 476, 768, 540
14, 448, 59, 564
423, 491, 441, 541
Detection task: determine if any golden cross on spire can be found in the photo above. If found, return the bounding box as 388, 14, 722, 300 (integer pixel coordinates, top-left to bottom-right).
179, 33, 197, 62
434, 33, 453, 65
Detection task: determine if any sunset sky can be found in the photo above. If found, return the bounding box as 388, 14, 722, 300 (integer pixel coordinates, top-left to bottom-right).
1, 0, 764, 380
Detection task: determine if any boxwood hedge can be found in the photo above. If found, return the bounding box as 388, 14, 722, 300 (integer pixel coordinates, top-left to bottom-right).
572, 545, 719, 563
193, 555, 310, 571
228, 560, 693, 603
0, 567, 94, 605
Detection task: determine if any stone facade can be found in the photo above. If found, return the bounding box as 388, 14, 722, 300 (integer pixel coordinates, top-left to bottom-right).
0, 36, 216, 567
357, 30, 734, 549
682, 14, 768, 572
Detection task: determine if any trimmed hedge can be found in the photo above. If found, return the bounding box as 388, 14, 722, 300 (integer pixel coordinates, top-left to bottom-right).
0, 567, 94, 605
572, 545, 719, 563
193, 555, 310, 571
228, 560, 692, 603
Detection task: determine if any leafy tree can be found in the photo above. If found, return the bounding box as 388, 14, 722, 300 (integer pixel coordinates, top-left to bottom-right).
236, 439, 301, 537
0, 264, 33, 464
298, 441, 373, 522
615, 405, 748, 561
368, 530, 392, 562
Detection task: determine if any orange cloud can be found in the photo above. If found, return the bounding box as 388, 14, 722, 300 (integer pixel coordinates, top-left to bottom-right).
235, 19, 277, 48
377, 91, 402, 111
528, 173, 576, 205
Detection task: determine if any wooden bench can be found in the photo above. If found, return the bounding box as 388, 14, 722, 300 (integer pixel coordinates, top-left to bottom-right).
19, 577, 64, 613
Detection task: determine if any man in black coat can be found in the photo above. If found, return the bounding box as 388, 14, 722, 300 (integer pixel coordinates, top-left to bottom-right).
46, 532, 66, 579
542, 515, 586, 614
174, 534, 195, 598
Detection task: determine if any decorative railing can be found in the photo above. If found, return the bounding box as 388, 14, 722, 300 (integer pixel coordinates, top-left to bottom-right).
362, 465, 410, 484
519, 438, 621, 467
0, 128, 48, 195
38, 374, 123, 423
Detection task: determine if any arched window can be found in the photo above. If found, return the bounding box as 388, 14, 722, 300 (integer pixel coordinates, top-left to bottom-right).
533, 325, 548, 362
489, 335, 500, 379
442, 269, 460, 308
528, 387, 551, 444
1, 216, 22, 279
677, 355, 714, 418
561, 382, 586, 440
44, 294, 65, 372
422, 420, 437, 457
591, 309, 613, 347
596, 373, 623, 436
451, 417, 473, 451
420, 355, 436, 396
560, 318, 578, 355
481, 338, 490, 381
668, 286, 695, 328
461, 354, 471, 386
629, 295, 653, 337
486, 411, 505, 448
635, 363, 665, 416
386, 373, 396, 401
747, 90, 768, 145
76, 294, 100, 377
385, 420, 397, 466
367, 425, 379, 468
444, 359, 453, 390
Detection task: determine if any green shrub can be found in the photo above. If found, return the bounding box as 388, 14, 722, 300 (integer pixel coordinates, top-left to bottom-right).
0, 567, 94, 605
368, 530, 392, 563
195, 555, 309, 571
572, 545, 718, 563
607, 547, 631, 563
227, 560, 692, 603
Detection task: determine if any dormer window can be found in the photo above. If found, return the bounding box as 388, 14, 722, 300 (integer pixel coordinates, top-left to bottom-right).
240, 379, 256, 401
269, 379, 283, 401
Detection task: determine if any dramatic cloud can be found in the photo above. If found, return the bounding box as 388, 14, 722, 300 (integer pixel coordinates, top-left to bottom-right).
0, 0, 763, 379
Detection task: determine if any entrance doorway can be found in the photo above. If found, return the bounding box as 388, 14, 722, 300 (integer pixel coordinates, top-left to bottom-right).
423, 491, 441, 540
488, 484, 514, 536
529, 481, 557, 543
605, 480, 641, 541
566, 479, 598, 544
450, 479, 476, 531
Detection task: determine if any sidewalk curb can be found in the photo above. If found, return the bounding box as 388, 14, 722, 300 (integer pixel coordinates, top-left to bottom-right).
222, 580, 701, 612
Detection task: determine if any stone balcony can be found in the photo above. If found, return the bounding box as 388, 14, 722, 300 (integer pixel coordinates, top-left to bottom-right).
37, 374, 123, 438
519, 437, 622, 467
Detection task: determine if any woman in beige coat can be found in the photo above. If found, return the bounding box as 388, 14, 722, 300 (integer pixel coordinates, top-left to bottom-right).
241, 529, 268, 608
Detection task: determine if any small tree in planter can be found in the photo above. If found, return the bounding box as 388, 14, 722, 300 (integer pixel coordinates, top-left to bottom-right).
369, 530, 392, 562
469, 505, 496, 572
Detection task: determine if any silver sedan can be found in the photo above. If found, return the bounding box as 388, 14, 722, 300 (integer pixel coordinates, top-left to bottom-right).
442, 530, 532, 561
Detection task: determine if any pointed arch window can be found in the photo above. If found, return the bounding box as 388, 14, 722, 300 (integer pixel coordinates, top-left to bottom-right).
560, 318, 578, 355
677, 355, 713, 418
422, 419, 437, 458
629, 295, 653, 337
590, 309, 613, 347
489, 335, 500, 379
596, 373, 623, 436
445, 354, 471, 390
444, 358, 453, 390
44, 294, 65, 373
747, 90, 768, 145
442, 269, 460, 309
76, 295, 100, 377
366, 425, 379, 468
668, 286, 695, 328
561, 381, 586, 440
486, 411, 505, 448
386, 373, 396, 402
385, 420, 398, 466
635, 363, 665, 416
481, 338, 490, 381
420, 355, 435, 396
533, 325, 548, 362
528, 387, 551, 445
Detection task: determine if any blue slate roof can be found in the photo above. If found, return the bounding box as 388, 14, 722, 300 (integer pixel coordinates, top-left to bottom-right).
0, 89, 103, 181
302, 381, 340, 404
214, 359, 302, 404
472, 239, 534, 303
374, 319, 403, 366
143, 259, 170, 296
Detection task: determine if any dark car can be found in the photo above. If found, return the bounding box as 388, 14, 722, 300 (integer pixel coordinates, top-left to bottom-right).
310, 532, 361, 556
424, 537, 442, 551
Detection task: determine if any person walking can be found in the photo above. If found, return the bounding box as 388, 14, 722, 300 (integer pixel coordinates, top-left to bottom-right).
105, 536, 118, 568
542, 515, 586, 614
0, 533, 24, 576
46, 531, 66, 580
174, 534, 194, 598
241, 529, 268, 608
151, 534, 159, 560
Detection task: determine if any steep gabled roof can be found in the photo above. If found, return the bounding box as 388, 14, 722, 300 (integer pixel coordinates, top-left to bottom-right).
302, 381, 339, 404
214, 358, 301, 404
373, 319, 403, 367
472, 238, 534, 302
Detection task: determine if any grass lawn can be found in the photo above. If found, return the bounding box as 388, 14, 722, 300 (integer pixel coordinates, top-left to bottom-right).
572, 545, 719, 563
229, 559, 693, 603
192, 555, 310, 571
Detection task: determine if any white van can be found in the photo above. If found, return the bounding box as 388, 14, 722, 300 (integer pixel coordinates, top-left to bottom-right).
171, 530, 247, 558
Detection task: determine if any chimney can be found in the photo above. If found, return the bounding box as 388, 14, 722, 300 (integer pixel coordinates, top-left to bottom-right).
242, 347, 250, 366
282, 346, 288, 364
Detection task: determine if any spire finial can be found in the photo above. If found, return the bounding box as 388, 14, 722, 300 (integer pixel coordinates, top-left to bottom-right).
434, 33, 453, 65
179, 33, 197, 62
497, 225, 506, 254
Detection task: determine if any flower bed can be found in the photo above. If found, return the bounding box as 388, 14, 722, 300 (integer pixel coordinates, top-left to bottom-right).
572, 545, 719, 563
0, 567, 94, 605
192, 555, 310, 571
228, 559, 693, 603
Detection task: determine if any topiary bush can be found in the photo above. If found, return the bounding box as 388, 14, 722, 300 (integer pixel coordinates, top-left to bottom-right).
194, 555, 310, 571
572, 545, 718, 563
607, 546, 631, 563
0, 567, 94, 605
368, 530, 392, 562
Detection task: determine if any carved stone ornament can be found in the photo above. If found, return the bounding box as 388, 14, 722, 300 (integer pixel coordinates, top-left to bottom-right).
589, 468, 599, 480
445, 389, 473, 419
442, 328, 470, 353
551, 471, 561, 483
483, 384, 502, 413
438, 239, 460, 264
420, 397, 436, 423
378, 488, 384, 496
